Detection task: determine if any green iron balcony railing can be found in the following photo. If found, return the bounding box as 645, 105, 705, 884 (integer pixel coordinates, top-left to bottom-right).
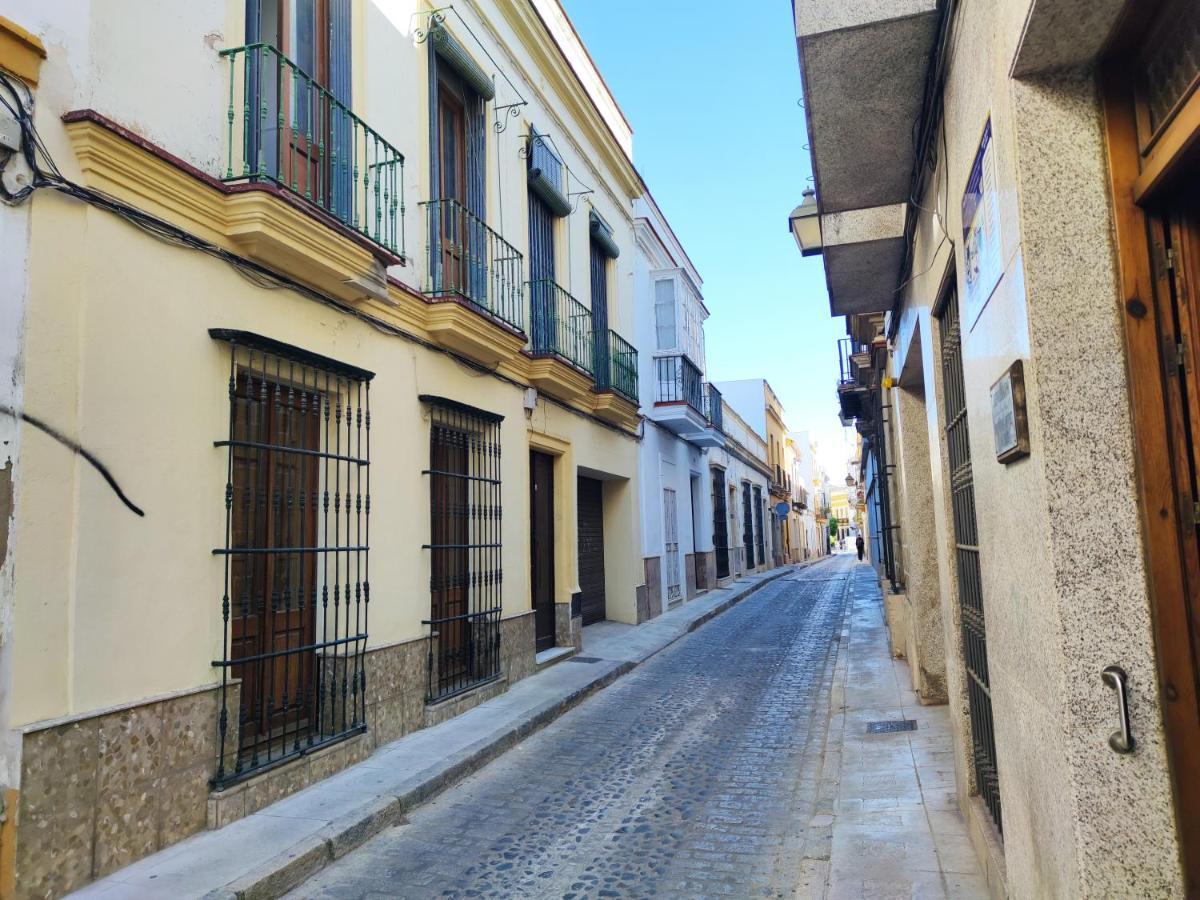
420, 198, 524, 331
526, 280, 593, 373
655, 354, 703, 415
220, 43, 405, 257
704, 382, 724, 433
596, 330, 638, 403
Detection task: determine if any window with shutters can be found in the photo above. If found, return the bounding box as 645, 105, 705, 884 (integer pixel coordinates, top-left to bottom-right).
651, 268, 707, 371
224, 1, 402, 252
211, 329, 373, 786
421, 397, 504, 702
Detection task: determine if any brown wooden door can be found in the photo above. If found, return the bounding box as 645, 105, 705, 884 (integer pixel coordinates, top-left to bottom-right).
1149, 178, 1200, 882
530, 452, 556, 652
431, 424, 470, 689
255, 0, 332, 204
1101, 11, 1200, 884
577, 476, 607, 626
230, 373, 319, 752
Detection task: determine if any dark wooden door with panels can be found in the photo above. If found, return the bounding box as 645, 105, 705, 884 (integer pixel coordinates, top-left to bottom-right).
1101, 0, 1200, 889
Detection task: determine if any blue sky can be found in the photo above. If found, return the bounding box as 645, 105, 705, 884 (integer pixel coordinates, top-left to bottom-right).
560, 0, 853, 479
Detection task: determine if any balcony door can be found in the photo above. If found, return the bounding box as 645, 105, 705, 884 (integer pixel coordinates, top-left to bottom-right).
247, 0, 350, 213
431, 57, 486, 304
436, 86, 468, 295
528, 192, 557, 352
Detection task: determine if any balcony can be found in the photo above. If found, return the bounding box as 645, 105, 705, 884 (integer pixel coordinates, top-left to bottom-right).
418, 198, 528, 366
794, 1, 937, 316
595, 330, 639, 404
421, 199, 524, 329
837, 337, 870, 424
525, 280, 594, 403
219, 44, 404, 258
651, 356, 724, 448
771, 466, 790, 499
704, 383, 724, 434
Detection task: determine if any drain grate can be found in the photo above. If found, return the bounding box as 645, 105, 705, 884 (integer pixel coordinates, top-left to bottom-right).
567, 656, 603, 664
866, 719, 918, 734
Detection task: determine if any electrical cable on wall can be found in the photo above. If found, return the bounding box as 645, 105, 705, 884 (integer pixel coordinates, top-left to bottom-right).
0, 71, 639, 441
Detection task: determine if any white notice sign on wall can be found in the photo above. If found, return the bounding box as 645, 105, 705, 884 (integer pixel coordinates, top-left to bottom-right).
961, 118, 1002, 329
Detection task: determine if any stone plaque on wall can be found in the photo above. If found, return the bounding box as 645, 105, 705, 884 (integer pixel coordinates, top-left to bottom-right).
990, 359, 1030, 464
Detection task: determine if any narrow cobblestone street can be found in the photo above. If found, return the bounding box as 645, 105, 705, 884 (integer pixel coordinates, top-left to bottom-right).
291, 558, 852, 899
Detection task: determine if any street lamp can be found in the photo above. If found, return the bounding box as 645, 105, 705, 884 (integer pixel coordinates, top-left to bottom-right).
788, 188, 822, 256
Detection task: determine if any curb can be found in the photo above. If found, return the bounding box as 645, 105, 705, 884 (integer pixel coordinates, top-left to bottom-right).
203, 564, 805, 899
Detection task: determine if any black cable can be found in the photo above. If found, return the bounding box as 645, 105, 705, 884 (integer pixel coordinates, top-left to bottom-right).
0, 71, 640, 440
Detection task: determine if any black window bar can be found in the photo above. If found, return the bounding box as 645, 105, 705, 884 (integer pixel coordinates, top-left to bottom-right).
420, 396, 504, 703
753, 485, 766, 567
210, 329, 374, 787
741, 483, 755, 570
712, 468, 730, 579
937, 288, 1002, 834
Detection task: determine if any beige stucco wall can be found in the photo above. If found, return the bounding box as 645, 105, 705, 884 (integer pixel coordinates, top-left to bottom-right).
885, 0, 1184, 895
8, 0, 645, 732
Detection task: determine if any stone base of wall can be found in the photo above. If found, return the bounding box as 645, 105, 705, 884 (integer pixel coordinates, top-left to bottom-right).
15, 612, 540, 897
554, 602, 573, 649
15, 684, 228, 897
684, 553, 698, 600
500, 611, 536, 684
882, 591, 908, 659
207, 730, 373, 829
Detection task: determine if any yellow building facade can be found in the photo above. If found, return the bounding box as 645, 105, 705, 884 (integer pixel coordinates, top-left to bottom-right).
0, 2, 645, 894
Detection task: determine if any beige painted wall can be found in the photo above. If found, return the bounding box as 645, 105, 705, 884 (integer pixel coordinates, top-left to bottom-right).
8, 0, 645, 730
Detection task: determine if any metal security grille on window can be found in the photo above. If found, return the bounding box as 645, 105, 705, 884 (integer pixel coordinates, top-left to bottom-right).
938, 289, 1002, 834
211, 329, 373, 787
422, 397, 503, 703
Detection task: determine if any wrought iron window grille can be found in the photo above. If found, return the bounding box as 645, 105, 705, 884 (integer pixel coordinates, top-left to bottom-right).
211, 329, 373, 788
420, 396, 504, 703
938, 289, 1002, 833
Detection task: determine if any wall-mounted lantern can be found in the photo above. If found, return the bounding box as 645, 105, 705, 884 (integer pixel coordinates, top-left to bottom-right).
788, 188, 822, 256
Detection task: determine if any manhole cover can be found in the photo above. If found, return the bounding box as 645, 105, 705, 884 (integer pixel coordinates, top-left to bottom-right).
866, 719, 917, 734
567, 656, 603, 664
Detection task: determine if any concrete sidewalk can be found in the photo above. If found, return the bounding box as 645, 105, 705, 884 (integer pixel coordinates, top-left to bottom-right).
74, 563, 810, 899
796, 564, 996, 899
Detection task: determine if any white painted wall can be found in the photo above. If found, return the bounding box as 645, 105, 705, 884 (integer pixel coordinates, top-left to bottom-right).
633, 194, 713, 607
713, 378, 768, 441
0, 68, 34, 793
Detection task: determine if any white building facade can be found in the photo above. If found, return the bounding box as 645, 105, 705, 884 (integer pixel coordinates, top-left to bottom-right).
633, 194, 724, 616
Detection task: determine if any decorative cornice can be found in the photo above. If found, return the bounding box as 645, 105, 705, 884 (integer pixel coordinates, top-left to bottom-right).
56, 110, 639, 436
488, 1, 641, 202
0, 15, 45, 85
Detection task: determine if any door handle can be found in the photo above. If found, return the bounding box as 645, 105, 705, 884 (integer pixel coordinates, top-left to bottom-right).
1101, 665, 1135, 754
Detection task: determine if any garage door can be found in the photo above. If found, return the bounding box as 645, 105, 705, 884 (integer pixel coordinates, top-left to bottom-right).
577, 476, 606, 625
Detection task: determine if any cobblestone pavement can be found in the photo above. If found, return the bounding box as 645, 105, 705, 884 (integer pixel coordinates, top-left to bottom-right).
291, 557, 852, 899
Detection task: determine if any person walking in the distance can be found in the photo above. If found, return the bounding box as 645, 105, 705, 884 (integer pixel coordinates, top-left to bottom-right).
856, 534, 865, 562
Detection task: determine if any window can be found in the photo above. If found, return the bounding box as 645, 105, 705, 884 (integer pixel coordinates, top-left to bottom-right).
651, 269, 705, 369
245, 0, 354, 218
741, 484, 755, 569
591, 234, 611, 387
212, 329, 373, 785
429, 29, 489, 303
712, 469, 730, 579
753, 486, 765, 566
422, 397, 503, 702
663, 488, 681, 604
654, 278, 676, 351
